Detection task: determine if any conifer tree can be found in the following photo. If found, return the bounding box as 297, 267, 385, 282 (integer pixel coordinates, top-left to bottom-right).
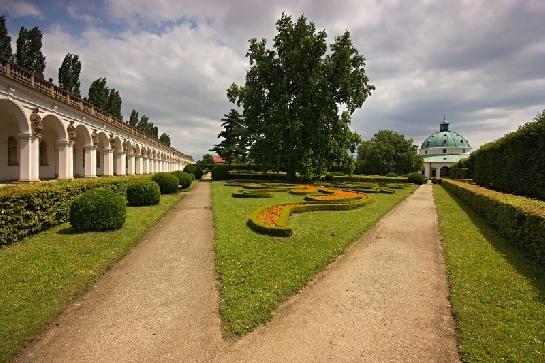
15, 26, 46, 78
58, 53, 81, 96
0, 15, 12, 59
128, 109, 139, 126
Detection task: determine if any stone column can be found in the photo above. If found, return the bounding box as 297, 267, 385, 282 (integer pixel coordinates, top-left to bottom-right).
127, 152, 135, 176
103, 148, 114, 176
84, 145, 97, 178
115, 151, 126, 176
17, 133, 40, 182
57, 140, 73, 179
135, 153, 143, 175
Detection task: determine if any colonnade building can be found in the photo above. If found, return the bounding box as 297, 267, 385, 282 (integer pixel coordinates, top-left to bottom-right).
0, 59, 192, 182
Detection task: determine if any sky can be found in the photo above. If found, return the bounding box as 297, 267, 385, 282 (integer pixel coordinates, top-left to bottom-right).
1, 0, 544, 160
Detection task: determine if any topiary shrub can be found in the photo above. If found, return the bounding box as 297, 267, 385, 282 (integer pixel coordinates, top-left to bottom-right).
70, 189, 126, 232
431, 177, 441, 184
151, 173, 179, 194
212, 165, 230, 180
127, 180, 161, 206
171, 171, 193, 189
407, 172, 426, 185
184, 164, 204, 180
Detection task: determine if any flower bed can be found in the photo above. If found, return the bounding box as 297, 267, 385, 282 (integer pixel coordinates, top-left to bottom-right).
289, 185, 318, 195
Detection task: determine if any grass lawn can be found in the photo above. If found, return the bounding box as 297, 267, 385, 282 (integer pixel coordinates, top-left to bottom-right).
212, 181, 417, 336
434, 185, 545, 362
0, 192, 184, 362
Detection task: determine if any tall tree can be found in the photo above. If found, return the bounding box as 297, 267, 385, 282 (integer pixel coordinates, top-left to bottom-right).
106, 88, 122, 119
0, 15, 12, 59
355, 130, 423, 175
128, 109, 139, 126
15, 26, 46, 78
227, 14, 374, 179
153, 126, 159, 139
211, 109, 248, 164
159, 133, 171, 146
58, 53, 81, 96
136, 114, 150, 133
88, 77, 109, 110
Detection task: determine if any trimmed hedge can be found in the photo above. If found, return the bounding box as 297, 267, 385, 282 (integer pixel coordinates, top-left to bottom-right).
69, 189, 127, 232
211, 165, 230, 180
171, 171, 193, 189
407, 172, 426, 185
469, 110, 544, 200
247, 197, 371, 237
0, 175, 151, 245
184, 164, 204, 180
151, 173, 179, 194
441, 179, 545, 266
127, 180, 161, 206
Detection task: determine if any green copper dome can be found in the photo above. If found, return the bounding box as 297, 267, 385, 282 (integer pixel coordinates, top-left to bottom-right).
421, 118, 471, 149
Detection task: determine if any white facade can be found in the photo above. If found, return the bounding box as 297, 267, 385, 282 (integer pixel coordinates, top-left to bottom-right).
0, 61, 192, 182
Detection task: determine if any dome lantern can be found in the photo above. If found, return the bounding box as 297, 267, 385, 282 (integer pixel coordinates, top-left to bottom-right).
440, 116, 449, 132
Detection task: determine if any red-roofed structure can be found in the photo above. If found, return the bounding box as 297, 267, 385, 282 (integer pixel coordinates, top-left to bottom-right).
213, 155, 226, 164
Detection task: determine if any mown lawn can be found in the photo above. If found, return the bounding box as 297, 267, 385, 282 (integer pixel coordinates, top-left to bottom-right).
434, 185, 545, 362
212, 181, 417, 336
0, 192, 184, 362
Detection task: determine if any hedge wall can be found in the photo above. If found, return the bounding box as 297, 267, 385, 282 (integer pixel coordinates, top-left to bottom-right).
0, 175, 151, 246
441, 179, 545, 267
469, 110, 545, 200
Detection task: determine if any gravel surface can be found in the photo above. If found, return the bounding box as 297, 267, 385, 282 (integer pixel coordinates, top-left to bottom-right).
18, 183, 459, 362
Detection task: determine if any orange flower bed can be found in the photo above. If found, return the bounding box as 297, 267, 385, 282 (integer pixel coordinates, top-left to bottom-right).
290, 185, 318, 194
312, 189, 364, 201
258, 204, 296, 226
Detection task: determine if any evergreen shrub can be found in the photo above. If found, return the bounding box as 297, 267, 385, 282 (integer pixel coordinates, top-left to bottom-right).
407, 172, 426, 185
127, 180, 161, 206
171, 171, 193, 189
183, 164, 204, 180
212, 165, 230, 180
70, 189, 126, 232
151, 173, 179, 194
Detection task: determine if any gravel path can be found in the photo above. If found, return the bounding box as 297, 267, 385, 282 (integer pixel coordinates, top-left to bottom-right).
18, 183, 459, 362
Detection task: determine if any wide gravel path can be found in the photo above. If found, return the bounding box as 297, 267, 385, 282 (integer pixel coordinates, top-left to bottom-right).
19, 183, 459, 362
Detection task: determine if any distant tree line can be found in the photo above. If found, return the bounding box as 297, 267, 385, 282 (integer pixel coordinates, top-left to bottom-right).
0, 14, 171, 145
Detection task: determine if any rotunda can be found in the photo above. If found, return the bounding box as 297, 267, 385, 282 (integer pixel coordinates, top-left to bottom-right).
419, 118, 471, 178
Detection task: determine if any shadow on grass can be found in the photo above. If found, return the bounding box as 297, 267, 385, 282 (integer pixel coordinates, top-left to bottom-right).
444, 188, 545, 302
57, 227, 76, 235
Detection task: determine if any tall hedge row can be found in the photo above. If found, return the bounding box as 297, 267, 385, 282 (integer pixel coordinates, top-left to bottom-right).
469, 110, 545, 200
0, 175, 151, 246
442, 179, 545, 267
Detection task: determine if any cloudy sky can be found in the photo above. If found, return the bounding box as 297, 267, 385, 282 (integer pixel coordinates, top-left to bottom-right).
1, 0, 544, 159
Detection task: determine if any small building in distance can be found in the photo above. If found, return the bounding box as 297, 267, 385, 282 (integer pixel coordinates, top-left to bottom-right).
419, 118, 471, 178
212, 155, 226, 164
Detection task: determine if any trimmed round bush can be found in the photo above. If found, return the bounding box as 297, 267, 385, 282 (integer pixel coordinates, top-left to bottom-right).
151, 173, 179, 194
171, 171, 193, 189
211, 165, 230, 180
183, 164, 204, 180
127, 180, 161, 206
70, 189, 126, 232
408, 172, 426, 185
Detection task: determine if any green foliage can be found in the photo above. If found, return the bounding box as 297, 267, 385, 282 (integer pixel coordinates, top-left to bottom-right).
88, 77, 109, 110
128, 109, 139, 127
151, 173, 179, 194
170, 171, 192, 189
385, 172, 397, 177
442, 179, 545, 267
211, 165, 230, 180
469, 110, 545, 200
227, 13, 374, 179
159, 132, 171, 146
69, 189, 126, 232
106, 88, 122, 119
232, 190, 273, 198
136, 114, 159, 138
356, 130, 423, 175
0, 15, 12, 59
15, 26, 46, 78
184, 164, 204, 180
126, 180, 161, 206
0, 176, 150, 245
58, 53, 81, 96
407, 172, 426, 184
211, 109, 248, 163
431, 177, 441, 184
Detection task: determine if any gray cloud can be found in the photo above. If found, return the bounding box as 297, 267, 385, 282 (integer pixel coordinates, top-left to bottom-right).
37, 0, 545, 159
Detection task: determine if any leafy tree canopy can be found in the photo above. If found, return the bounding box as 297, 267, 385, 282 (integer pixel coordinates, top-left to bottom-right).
106, 88, 122, 119
226, 13, 374, 179
356, 130, 423, 176
88, 77, 109, 110
58, 53, 81, 96
128, 109, 139, 127
159, 132, 171, 146
0, 15, 12, 59
211, 109, 248, 164
200, 153, 214, 165
15, 26, 46, 78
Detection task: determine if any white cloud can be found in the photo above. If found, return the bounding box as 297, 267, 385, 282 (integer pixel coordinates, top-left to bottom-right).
0, 0, 42, 18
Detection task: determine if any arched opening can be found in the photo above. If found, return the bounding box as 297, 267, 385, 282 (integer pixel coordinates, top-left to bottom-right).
40, 115, 67, 180
0, 98, 30, 181
95, 132, 111, 176
440, 166, 450, 177
73, 125, 92, 177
